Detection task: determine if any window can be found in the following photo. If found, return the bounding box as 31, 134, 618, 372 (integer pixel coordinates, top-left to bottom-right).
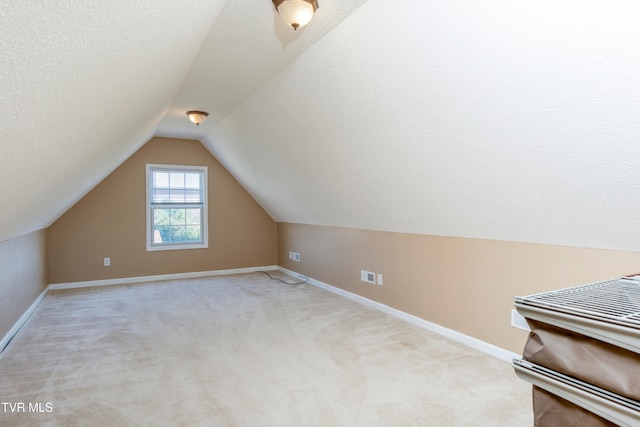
146, 164, 208, 251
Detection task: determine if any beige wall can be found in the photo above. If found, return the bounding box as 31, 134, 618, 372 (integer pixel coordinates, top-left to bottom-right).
278, 223, 640, 354
0, 230, 48, 341
49, 137, 277, 284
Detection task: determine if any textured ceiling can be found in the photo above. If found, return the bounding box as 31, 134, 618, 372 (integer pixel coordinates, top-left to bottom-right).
0, 0, 367, 243
0, 0, 228, 243
2, 0, 640, 253
155, 0, 369, 139
206, 0, 640, 252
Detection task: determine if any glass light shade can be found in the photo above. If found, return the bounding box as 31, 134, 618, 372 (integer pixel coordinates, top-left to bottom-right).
186, 111, 209, 126
274, 0, 318, 30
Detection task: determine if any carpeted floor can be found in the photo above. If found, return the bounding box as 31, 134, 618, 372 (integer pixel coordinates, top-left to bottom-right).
0, 272, 532, 426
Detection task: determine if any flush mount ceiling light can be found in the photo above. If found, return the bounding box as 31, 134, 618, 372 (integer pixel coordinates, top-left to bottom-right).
272, 0, 319, 30
186, 111, 209, 126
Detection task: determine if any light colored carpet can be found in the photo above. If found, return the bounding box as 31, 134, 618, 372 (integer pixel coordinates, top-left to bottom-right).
0, 272, 532, 426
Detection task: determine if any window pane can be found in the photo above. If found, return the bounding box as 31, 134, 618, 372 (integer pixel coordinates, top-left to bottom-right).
166, 225, 185, 242
151, 170, 170, 203
186, 209, 201, 225
169, 173, 185, 189
154, 172, 169, 188
152, 189, 170, 203
185, 226, 201, 242
169, 209, 186, 225
169, 189, 186, 203
185, 173, 200, 189
154, 208, 170, 226
185, 188, 201, 203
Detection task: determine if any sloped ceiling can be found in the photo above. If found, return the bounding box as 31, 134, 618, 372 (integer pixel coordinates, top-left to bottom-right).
0, 0, 228, 243
207, 0, 640, 252
3, 0, 640, 253
0, 0, 367, 243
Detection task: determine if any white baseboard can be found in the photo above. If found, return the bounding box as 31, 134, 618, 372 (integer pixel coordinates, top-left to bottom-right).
278, 266, 519, 364
0, 287, 49, 353
49, 265, 279, 291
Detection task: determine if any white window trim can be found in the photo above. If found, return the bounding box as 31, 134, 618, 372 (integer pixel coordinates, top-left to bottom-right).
146, 164, 208, 252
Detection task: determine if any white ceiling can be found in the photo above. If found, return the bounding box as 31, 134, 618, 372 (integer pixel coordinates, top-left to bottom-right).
0, 0, 227, 243
0, 0, 367, 243
204, 0, 640, 252
3, 0, 640, 253
155, 0, 369, 140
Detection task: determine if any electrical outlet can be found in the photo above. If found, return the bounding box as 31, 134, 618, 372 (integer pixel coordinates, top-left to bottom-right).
104, 257, 111, 267
361, 270, 376, 284
289, 251, 300, 262
377, 274, 383, 285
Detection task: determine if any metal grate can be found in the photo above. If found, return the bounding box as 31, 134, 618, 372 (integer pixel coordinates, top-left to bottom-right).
516, 278, 640, 329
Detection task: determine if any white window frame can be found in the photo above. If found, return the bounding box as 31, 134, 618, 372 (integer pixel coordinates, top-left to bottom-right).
146, 164, 208, 252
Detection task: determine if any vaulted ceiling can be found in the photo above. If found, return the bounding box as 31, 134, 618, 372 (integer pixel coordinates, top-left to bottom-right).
2, 1, 640, 252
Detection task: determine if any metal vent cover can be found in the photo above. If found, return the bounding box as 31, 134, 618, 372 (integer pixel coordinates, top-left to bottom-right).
515, 278, 640, 330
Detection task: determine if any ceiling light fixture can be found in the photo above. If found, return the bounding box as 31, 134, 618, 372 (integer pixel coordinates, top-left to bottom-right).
186, 111, 209, 126
272, 0, 319, 31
